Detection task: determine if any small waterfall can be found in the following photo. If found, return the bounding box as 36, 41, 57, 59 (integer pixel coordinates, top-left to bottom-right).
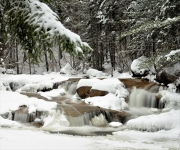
14, 113, 29, 123
14, 112, 36, 123
64, 81, 78, 95
66, 112, 109, 126
129, 88, 157, 108
144, 83, 160, 93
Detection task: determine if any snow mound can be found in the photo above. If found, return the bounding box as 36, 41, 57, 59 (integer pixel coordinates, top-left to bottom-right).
126, 109, 179, 132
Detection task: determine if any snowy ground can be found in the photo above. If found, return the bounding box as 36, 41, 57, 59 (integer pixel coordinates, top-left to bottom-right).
0, 71, 180, 150
1, 127, 179, 150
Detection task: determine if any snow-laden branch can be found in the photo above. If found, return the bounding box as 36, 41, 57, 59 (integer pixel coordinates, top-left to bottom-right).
7, 0, 92, 62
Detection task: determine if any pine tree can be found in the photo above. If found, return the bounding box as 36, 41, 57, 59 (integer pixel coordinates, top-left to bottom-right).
5, 0, 92, 65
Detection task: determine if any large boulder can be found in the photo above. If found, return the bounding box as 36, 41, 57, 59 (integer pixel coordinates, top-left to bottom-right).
131, 56, 155, 77
156, 71, 178, 85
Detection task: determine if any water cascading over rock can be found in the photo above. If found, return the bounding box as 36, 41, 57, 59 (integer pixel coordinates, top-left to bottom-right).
129, 88, 157, 108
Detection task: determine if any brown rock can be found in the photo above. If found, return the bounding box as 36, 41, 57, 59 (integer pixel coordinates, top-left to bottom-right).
76, 86, 91, 99
89, 89, 108, 97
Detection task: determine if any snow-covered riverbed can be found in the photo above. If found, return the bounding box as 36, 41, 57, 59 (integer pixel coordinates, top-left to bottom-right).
0, 74, 180, 150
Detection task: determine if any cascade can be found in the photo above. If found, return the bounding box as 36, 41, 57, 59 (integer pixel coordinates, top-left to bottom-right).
13, 112, 36, 123
64, 81, 78, 95
64, 107, 113, 126
129, 88, 157, 108
14, 113, 29, 123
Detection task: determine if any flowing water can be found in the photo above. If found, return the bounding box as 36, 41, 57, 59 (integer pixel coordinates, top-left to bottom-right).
129, 88, 157, 108
4, 79, 166, 136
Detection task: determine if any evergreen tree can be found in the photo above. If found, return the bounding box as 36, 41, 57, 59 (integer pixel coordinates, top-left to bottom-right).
4, 0, 92, 66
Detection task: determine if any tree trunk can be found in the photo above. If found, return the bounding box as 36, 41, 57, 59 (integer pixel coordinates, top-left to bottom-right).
15, 42, 19, 74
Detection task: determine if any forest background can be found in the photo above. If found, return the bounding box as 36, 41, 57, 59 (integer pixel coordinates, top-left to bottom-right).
0, 0, 180, 76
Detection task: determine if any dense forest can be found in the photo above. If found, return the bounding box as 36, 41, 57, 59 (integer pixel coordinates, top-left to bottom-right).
0, 0, 180, 75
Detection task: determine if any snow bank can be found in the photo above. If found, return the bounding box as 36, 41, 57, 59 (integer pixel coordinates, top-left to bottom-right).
85, 93, 129, 111
126, 109, 179, 131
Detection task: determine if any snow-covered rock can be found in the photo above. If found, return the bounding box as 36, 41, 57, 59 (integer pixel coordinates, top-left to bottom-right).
131, 56, 155, 77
